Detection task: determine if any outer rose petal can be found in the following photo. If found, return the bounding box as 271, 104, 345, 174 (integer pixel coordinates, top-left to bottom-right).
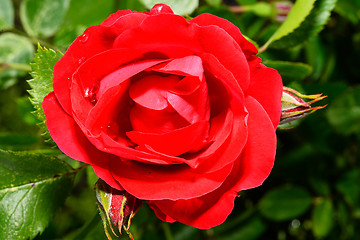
42, 92, 123, 191
190, 13, 258, 60
109, 158, 234, 200
150, 95, 277, 229
247, 64, 283, 128
53, 25, 117, 114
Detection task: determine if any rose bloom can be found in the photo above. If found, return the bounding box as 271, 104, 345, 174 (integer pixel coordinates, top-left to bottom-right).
43, 4, 282, 229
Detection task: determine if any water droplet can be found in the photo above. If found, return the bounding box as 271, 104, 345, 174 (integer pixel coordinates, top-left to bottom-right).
79, 33, 88, 43
84, 88, 92, 98
78, 57, 86, 65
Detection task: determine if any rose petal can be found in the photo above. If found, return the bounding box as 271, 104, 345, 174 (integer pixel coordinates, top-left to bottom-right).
196, 25, 250, 91
190, 13, 258, 59
109, 158, 234, 200
150, 96, 276, 228
130, 105, 189, 134
98, 59, 167, 99
43, 92, 103, 164
127, 121, 210, 156
152, 55, 204, 77
113, 14, 201, 58
129, 74, 179, 110
247, 63, 283, 128
53, 25, 118, 114
150, 187, 236, 229
235, 96, 277, 190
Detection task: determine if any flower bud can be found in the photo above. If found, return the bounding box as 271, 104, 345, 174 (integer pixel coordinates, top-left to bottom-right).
95, 179, 142, 240
274, 1, 293, 22
280, 86, 327, 125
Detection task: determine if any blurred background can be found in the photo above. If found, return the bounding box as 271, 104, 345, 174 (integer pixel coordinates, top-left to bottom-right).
0, 0, 359, 239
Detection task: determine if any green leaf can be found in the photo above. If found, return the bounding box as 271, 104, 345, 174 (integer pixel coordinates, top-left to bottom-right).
259, 186, 312, 221
64, 0, 114, 28
335, 0, 360, 24
0, 0, 14, 30
266, 0, 337, 49
20, 0, 71, 38
65, 214, 108, 240
0, 150, 75, 240
117, 0, 146, 12
326, 86, 360, 136
0, 133, 40, 151
28, 45, 63, 137
312, 198, 334, 238
261, 0, 316, 50
263, 60, 313, 80
205, 0, 222, 7
140, 0, 199, 15
86, 166, 99, 187
0, 33, 34, 89
217, 216, 267, 240
335, 169, 360, 206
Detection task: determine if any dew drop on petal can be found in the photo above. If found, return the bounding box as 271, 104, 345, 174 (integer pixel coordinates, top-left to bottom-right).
79, 33, 89, 43
78, 57, 86, 65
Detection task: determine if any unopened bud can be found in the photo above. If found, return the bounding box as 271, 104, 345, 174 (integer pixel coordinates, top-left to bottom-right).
95, 180, 142, 240
274, 1, 293, 22
280, 86, 327, 125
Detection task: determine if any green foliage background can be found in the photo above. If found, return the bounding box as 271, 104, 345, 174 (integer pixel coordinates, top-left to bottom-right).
0, 0, 359, 239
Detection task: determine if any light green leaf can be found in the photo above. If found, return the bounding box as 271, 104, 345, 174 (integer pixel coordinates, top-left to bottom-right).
0, 33, 34, 89
266, 0, 337, 49
263, 60, 313, 80
0, 150, 75, 240
261, 0, 316, 50
259, 186, 312, 221
140, 0, 199, 15
28, 45, 63, 137
312, 199, 334, 238
0, 0, 14, 30
326, 86, 360, 136
20, 0, 70, 38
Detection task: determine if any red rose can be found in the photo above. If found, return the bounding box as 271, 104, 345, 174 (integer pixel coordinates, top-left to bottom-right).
43, 4, 282, 229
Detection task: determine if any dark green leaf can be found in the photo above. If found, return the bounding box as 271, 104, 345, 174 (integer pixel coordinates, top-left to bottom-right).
0, 150, 75, 240
312, 198, 334, 238
0, 133, 40, 151
263, 60, 313, 80
217, 215, 267, 240
326, 86, 360, 136
20, 0, 71, 38
0, 0, 14, 30
0, 33, 34, 89
261, 0, 316, 50
335, 169, 360, 206
140, 0, 199, 15
28, 45, 63, 138
268, 0, 337, 49
259, 186, 312, 221
64, 214, 108, 240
